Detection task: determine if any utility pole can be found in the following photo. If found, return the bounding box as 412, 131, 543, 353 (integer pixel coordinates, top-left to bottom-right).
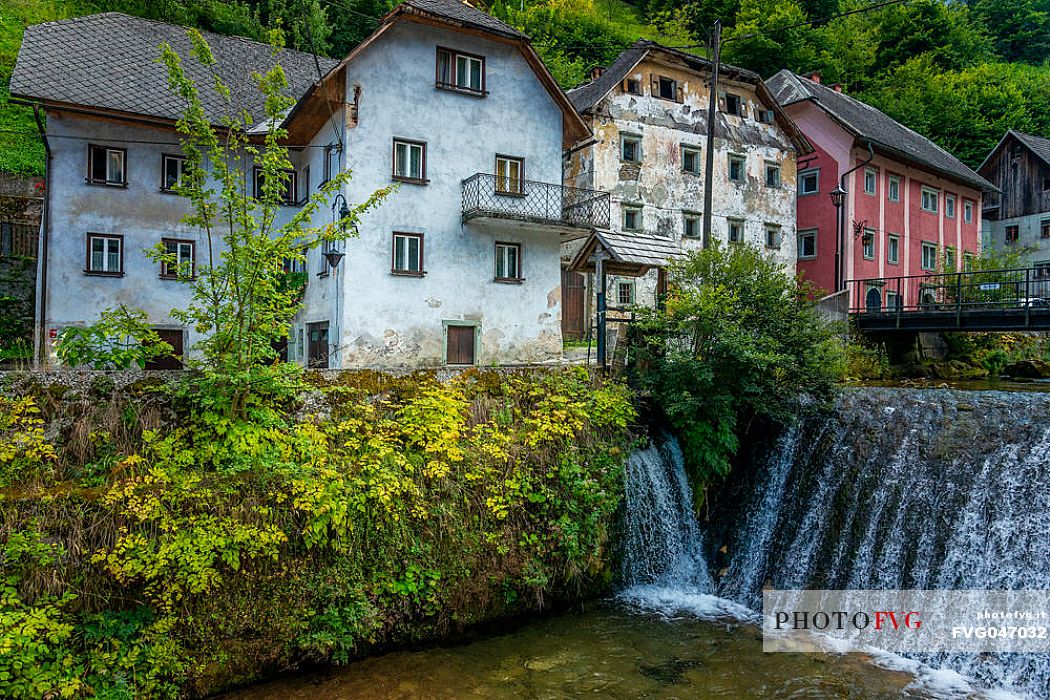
701, 20, 722, 248
594, 251, 608, 370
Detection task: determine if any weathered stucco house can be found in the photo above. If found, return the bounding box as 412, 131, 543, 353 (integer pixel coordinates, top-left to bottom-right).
11, 0, 602, 369
979, 130, 1050, 276
561, 40, 810, 335
766, 70, 995, 310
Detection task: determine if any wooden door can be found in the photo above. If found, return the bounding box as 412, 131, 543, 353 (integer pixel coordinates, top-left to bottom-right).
146, 329, 183, 369
561, 269, 586, 340
307, 321, 329, 369
446, 325, 475, 365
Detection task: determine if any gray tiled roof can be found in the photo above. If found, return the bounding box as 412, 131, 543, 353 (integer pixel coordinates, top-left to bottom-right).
766, 69, 994, 192
401, 0, 525, 39
10, 12, 337, 125
567, 40, 761, 114
1012, 130, 1050, 168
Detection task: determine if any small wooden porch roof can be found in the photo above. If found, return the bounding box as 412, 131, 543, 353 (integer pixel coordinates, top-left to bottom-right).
568, 229, 684, 277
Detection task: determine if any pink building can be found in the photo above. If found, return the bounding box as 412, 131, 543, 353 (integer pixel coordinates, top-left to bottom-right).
766, 71, 996, 310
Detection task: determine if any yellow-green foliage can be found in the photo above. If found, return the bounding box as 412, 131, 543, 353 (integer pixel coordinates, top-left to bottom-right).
0, 397, 57, 486
0, 368, 635, 698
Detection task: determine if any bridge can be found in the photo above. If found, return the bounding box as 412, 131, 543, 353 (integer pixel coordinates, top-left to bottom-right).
847, 267, 1050, 332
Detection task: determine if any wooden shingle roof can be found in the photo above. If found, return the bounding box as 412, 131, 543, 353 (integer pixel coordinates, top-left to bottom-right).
568, 229, 684, 277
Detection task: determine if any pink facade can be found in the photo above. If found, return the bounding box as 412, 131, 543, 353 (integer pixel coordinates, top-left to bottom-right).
785, 102, 983, 309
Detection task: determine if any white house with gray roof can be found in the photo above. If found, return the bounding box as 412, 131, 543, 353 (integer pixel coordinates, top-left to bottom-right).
11, 0, 603, 368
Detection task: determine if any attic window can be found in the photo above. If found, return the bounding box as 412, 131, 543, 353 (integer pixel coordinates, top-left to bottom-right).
724, 93, 742, 116
1043, 177, 1050, 191
436, 47, 485, 95
658, 76, 677, 100
624, 78, 641, 95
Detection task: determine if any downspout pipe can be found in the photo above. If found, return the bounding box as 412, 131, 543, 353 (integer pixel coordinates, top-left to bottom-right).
835, 141, 875, 292
32, 105, 51, 367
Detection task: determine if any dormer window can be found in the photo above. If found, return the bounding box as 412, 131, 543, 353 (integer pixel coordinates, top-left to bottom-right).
436, 47, 485, 95
658, 76, 676, 100
723, 93, 742, 116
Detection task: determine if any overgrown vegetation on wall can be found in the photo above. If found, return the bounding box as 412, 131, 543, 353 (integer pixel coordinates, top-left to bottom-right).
0, 367, 635, 698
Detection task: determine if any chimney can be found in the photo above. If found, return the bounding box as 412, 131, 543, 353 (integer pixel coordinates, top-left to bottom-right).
805, 70, 821, 84
590, 66, 604, 81
831, 83, 843, 93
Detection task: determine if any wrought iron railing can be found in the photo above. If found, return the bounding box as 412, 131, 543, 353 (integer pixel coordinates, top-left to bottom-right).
462, 173, 610, 230
848, 267, 1050, 315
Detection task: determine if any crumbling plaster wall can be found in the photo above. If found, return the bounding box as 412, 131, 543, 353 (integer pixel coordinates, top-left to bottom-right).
565, 57, 800, 311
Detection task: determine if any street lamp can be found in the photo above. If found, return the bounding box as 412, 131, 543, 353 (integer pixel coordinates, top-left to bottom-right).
829, 185, 847, 291
325, 195, 352, 269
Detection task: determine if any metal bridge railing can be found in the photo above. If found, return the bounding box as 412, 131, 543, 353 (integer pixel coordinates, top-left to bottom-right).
461, 173, 610, 230
848, 268, 1050, 317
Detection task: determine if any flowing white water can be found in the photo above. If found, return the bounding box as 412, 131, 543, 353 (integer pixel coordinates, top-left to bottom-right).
620, 389, 1050, 699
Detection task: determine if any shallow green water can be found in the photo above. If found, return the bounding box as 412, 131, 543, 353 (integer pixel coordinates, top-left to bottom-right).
222, 603, 946, 699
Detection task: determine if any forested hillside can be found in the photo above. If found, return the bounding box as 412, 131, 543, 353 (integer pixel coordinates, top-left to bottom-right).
2, 0, 1048, 175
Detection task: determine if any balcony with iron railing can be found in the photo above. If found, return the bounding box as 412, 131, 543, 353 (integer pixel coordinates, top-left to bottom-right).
462, 173, 610, 232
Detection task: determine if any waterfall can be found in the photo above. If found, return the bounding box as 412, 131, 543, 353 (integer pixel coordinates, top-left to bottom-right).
707, 387, 1050, 699
618, 433, 753, 620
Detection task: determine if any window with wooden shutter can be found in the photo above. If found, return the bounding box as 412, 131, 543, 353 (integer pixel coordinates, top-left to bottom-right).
675, 84, 684, 103
446, 325, 476, 365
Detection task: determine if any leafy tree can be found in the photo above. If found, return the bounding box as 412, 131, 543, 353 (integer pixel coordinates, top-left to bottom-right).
861, 57, 1050, 168
56, 305, 173, 369
722, 0, 818, 77
970, 0, 1050, 64
634, 244, 844, 488
154, 29, 392, 415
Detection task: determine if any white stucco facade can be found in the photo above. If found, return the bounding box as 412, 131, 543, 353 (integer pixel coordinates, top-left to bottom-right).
36, 16, 583, 369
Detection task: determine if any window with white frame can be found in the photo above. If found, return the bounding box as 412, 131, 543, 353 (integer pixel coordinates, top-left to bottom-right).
888, 175, 900, 202
728, 219, 744, 243
921, 187, 939, 212
392, 139, 426, 182
864, 168, 877, 195
798, 229, 817, 259
88, 145, 126, 186
765, 224, 781, 249
160, 238, 195, 279
86, 233, 123, 275
728, 154, 745, 182
621, 134, 642, 164
161, 154, 187, 192
436, 47, 484, 93
885, 290, 899, 310
945, 245, 956, 272
887, 234, 900, 264
392, 232, 424, 275
964, 200, 973, 223
683, 212, 701, 238
494, 242, 521, 281
862, 228, 875, 259
616, 280, 635, 305
921, 241, 938, 270
765, 162, 781, 188
622, 205, 642, 231
798, 168, 819, 196
945, 193, 956, 218
681, 145, 700, 174
495, 155, 524, 194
